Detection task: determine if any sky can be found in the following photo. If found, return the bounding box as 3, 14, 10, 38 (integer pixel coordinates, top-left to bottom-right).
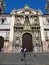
4, 0, 47, 14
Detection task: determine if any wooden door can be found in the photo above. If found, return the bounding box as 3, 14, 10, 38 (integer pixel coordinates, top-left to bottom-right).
0, 36, 4, 52
22, 33, 33, 52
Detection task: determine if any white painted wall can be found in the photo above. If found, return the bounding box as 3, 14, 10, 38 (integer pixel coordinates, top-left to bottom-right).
39, 16, 48, 52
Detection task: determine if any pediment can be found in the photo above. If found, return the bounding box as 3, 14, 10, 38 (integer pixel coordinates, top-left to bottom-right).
17, 9, 36, 15
11, 5, 43, 15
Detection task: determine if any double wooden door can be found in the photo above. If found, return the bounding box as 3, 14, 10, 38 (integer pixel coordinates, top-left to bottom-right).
22, 33, 33, 52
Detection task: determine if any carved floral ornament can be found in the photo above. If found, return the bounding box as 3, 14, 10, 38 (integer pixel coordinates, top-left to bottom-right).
15, 15, 24, 21
16, 32, 19, 37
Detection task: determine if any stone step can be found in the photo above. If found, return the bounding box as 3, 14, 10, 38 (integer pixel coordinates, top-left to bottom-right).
0, 52, 49, 65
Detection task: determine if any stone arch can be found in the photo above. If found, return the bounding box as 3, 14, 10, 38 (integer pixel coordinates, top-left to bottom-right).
0, 36, 4, 52
22, 33, 33, 52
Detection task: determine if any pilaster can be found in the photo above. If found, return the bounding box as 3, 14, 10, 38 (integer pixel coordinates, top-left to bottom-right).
39, 16, 48, 52
8, 15, 15, 52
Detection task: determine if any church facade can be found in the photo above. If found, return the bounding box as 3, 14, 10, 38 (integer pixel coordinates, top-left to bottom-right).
0, 1, 49, 53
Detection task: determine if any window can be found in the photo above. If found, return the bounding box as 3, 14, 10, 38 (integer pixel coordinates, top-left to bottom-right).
1, 19, 4, 24
0, 18, 7, 25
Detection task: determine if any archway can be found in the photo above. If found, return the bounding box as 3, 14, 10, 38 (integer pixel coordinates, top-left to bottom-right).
0, 36, 4, 52
22, 33, 33, 52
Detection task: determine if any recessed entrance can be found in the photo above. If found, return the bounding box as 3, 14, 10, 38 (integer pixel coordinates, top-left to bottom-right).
0, 36, 4, 52
22, 33, 33, 52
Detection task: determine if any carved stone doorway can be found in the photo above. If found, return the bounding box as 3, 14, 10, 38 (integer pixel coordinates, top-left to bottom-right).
22, 33, 33, 52
0, 36, 4, 52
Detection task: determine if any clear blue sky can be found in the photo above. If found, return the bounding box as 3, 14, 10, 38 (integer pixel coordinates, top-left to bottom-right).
4, 0, 47, 14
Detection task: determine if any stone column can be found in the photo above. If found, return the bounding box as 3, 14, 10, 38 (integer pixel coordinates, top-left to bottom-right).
8, 15, 15, 52
39, 16, 48, 52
